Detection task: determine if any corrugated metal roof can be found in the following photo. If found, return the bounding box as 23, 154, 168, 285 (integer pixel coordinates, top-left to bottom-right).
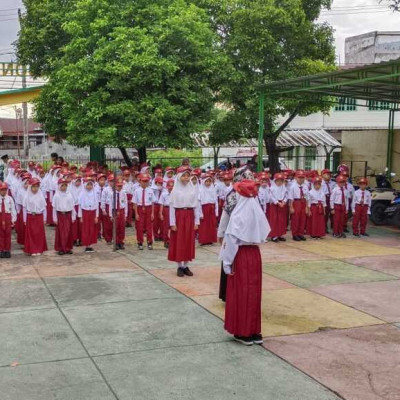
191, 129, 341, 148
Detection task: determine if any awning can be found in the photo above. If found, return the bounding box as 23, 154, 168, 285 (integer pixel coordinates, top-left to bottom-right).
191, 129, 341, 148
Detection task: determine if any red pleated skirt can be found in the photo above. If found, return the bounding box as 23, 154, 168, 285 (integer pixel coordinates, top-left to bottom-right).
16, 209, 25, 245
225, 245, 262, 337
268, 203, 287, 238
310, 204, 326, 237
81, 209, 97, 247
168, 208, 195, 262
24, 213, 48, 255
72, 205, 81, 242
46, 192, 54, 226
198, 203, 217, 244
54, 211, 74, 252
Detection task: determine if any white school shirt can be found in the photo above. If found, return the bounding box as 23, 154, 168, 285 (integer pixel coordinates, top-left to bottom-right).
52, 192, 77, 222
123, 181, 135, 196
199, 186, 219, 217
269, 185, 287, 205
169, 204, 201, 227
0, 195, 17, 223
258, 186, 270, 212
101, 186, 113, 212
95, 185, 107, 204
152, 187, 164, 205
322, 180, 335, 197
287, 183, 309, 201
106, 190, 129, 217
308, 188, 326, 207
345, 182, 355, 200
133, 187, 155, 206
159, 190, 171, 207
330, 186, 349, 211
352, 189, 372, 214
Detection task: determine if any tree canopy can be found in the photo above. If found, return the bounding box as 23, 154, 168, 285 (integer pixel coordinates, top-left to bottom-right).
17, 0, 228, 161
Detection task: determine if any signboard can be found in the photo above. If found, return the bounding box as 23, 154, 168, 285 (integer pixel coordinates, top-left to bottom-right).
0, 63, 30, 77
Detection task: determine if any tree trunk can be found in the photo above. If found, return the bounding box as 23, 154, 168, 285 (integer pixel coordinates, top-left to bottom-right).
118, 147, 132, 167
138, 146, 147, 165
213, 146, 220, 170
264, 135, 281, 175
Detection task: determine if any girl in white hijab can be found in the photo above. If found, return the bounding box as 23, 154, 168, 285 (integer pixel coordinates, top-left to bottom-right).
52, 179, 76, 255
198, 175, 218, 245
168, 167, 201, 277
219, 180, 270, 346
23, 178, 48, 256
78, 179, 99, 252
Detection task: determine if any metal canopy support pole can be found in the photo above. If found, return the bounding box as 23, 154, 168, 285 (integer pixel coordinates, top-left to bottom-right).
387, 109, 395, 179
258, 92, 265, 172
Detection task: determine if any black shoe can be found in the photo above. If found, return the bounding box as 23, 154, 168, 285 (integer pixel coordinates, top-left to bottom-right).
344, 228, 349, 233
234, 336, 253, 346
164, 242, 169, 249
106, 241, 112, 245
119, 244, 125, 250
0, 252, 4, 259
4, 251, 11, 258
278, 237, 286, 242
299, 236, 307, 241
148, 243, 153, 250
183, 267, 193, 277
85, 247, 94, 253
340, 233, 347, 238
177, 268, 185, 277
252, 334, 264, 345
66, 250, 73, 255
353, 233, 360, 237
58, 251, 65, 256
271, 237, 279, 243
293, 236, 301, 241
361, 233, 370, 237
138, 243, 144, 250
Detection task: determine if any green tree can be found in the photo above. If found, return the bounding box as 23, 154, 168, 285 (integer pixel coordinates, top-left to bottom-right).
198, 0, 336, 173
17, 0, 227, 165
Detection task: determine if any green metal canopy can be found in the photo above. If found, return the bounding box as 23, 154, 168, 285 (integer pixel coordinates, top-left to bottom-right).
257, 59, 400, 173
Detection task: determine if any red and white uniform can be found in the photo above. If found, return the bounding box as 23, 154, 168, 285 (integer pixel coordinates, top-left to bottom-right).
268, 185, 287, 238
198, 184, 218, 245
133, 186, 155, 244
0, 194, 17, 252
330, 186, 348, 236
288, 183, 309, 237
308, 188, 326, 237
106, 189, 129, 245
352, 189, 371, 235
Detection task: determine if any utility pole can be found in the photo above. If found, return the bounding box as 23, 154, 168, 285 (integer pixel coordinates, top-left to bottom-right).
18, 9, 29, 158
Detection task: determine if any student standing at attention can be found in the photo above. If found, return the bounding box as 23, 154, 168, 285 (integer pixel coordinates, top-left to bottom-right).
198, 174, 218, 246
0, 182, 17, 258
352, 178, 371, 237
168, 166, 200, 277
52, 178, 76, 255
220, 180, 270, 346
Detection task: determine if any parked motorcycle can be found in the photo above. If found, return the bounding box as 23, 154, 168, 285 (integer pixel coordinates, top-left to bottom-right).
370, 169, 400, 225
379, 191, 400, 228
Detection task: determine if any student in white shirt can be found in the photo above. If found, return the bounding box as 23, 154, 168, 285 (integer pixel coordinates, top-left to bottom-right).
352, 178, 372, 237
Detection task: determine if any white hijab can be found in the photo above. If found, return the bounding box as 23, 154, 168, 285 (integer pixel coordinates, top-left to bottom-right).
225, 193, 270, 243
23, 184, 47, 213
79, 181, 97, 210
199, 180, 217, 204
169, 172, 199, 208
52, 184, 75, 212
70, 180, 83, 205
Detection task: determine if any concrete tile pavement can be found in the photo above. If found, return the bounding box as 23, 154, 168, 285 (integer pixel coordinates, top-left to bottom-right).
1, 225, 399, 399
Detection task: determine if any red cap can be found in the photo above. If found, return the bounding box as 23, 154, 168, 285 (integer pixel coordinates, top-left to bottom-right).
336, 175, 346, 183
313, 177, 323, 184
97, 174, 107, 180
165, 166, 175, 173
176, 166, 191, 174
58, 178, 69, 185
154, 177, 163, 184
123, 169, 131, 176
154, 168, 163, 174
321, 169, 331, 176
295, 170, 306, 178
28, 161, 35, 167
83, 177, 95, 184
358, 177, 368, 185
234, 180, 259, 198
166, 179, 175, 188
341, 170, 349, 177
274, 173, 285, 181
107, 174, 115, 182
139, 173, 151, 182
21, 173, 32, 181
259, 172, 270, 180
192, 168, 202, 177
0, 182, 8, 190
29, 178, 41, 186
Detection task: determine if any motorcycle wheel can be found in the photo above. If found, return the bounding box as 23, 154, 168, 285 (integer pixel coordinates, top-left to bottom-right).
370, 202, 388, 225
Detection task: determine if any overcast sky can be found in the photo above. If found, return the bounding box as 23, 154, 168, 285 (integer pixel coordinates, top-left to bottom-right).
0, 0, 399, 113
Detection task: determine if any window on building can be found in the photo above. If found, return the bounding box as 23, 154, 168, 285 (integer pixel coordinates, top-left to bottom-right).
304, 147, 316, 170
286, 148, 294, 161
334, 97, 357, 111
368, 100, 392, 111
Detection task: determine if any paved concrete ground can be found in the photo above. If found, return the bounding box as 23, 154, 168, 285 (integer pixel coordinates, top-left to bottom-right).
1, 225, 400, 399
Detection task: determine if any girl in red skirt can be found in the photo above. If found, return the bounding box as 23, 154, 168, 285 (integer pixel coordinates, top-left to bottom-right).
78, 179, 99, 253
15, 173, 30, 247
23, 178, 48, 256
159, 179, 174, 249
0, 182, 17, 259
220, 180, 270, 346
152, 176, 165, 241
70, 175, 83, 246
52, 178, 76, 255
268, 173, 288, 242
308, 177, 326, 239
198, 175, 218, 245
168, 166, 200, 277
